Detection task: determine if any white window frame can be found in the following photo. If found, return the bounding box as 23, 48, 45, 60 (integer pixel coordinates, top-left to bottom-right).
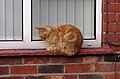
0, 0, 102, 49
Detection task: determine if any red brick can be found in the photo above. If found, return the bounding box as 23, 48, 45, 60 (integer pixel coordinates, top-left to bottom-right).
102, 33, 107, 43
11, 66, 37, 74
11, 76, 24, 79
116, 46, 120, 51
111, 46, 117, 50
108, 24, 116, 32
115, 24, 120, 32
26, 76, 53, 79
108, 24, 120, 32
104, 4, 120, 12
51, 56, 82, 63
92, 63, 115, 72
79, 74, 103, 79
38, 65, 64, 73
107, 33, 120, 43
118, 15, 120, 22
103, 23, 107, 32
105, 74, 120, 79
66, 64, 90, 73
26, 76, 44, 79
104, 54, 117, 62
24, 57, 50, 64
0, 67, 9, 75
0, 57, 22, 65
116, 34, 120, 42
0, 77, 10, 79
63, 75, 77, 79
44, 75, 63, 79
0, 76, 24, 79
104, 4, 117, 12
116, 4, 120, 12
104, 0, 117, 3
83, 56, 103, 63
107, 34, 117, 42
116, 64, 120, 72
105, 74, 115, 79
104, 14, 116, 23
26, 75, 77, 79
116, 74, 120, 79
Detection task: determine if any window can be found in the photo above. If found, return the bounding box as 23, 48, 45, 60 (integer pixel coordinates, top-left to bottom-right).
0, 0, 102, 49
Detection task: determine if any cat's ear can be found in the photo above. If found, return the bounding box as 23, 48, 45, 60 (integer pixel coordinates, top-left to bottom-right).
35, 27, 45, 32
35, 27, 39, 30
40, 28, 45, 32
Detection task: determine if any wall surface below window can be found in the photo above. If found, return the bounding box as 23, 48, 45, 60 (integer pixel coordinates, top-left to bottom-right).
0, 55, 119, 79
103, 0, 120, 51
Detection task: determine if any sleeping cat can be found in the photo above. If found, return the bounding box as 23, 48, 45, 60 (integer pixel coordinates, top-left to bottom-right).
35, 24, 83, 56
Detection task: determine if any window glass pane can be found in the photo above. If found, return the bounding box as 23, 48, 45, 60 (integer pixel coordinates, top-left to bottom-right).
32, 0, 95, 40
0, 0, 22, 41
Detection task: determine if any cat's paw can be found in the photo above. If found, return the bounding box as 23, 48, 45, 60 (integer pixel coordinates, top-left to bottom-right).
46, 47, 52, 51
47, 46, 59, 54
46, 47, 54, 52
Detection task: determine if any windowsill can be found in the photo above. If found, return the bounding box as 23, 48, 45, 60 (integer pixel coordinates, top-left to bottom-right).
0, 48, 114, 56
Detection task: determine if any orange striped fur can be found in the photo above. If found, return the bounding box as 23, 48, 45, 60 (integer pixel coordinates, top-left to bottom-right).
35, 24, 83, 56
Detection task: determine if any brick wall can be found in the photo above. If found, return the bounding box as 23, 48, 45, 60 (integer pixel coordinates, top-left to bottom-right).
0, 55, 119, 79
0, 0, 120, 79
103, 0, 120, 50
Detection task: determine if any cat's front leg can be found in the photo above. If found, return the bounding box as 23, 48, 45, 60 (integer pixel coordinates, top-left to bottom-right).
46, 46, 53, 52
46, 44, 55, 52
47, 46, 60, 54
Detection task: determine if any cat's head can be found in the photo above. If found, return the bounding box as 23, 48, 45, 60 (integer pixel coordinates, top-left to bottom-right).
35, 25, 54, 40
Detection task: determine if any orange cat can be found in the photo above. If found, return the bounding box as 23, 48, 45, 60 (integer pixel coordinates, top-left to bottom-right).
35, 24, 83, 56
